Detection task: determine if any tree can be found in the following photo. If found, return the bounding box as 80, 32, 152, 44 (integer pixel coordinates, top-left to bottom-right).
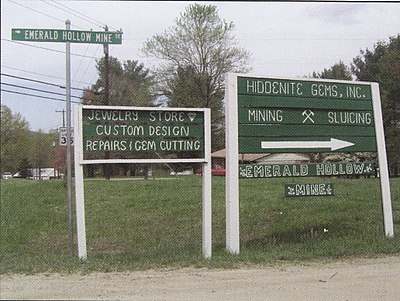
30, 130, 56, 179
82, 57, 155, 178
351, 35, 400, 176
17, 158, 32, 178
0, 106, 31, 174
83, 57, 155, 107
351, 40, 388, 82
142, 3, 252, 150
377, 36, 400, 176
312, 61, 352, 80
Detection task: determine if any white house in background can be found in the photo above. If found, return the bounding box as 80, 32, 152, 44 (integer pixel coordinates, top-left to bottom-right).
254, 153, 311, 164
211, 149, 311, 170
211, 149, 310, 169
28, 168, 64, 180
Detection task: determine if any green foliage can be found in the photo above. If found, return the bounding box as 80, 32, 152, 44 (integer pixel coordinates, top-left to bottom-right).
84, 57, 155, 107
0, 106, 31, 174
17, 158, 32, 178
313, 36, 400, 174
352, 35, 400, 175
29, 130, 57, 175
142, 3, 252, 151
1, 106, 58, 175
351, 40, 388, 82
312, 61, 352, 80
1, 177, 399, 273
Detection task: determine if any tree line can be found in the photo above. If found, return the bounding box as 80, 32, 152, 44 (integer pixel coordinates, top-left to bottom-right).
1, 3, 399, 177
1, 106, 58, 177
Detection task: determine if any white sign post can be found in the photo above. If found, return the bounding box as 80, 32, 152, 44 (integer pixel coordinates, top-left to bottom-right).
225, 73, 394, 255
73, 105, 212, 260
371, 83, 394, 237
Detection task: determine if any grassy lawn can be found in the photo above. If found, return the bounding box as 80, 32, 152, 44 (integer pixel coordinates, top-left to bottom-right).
1, 176, 399, 273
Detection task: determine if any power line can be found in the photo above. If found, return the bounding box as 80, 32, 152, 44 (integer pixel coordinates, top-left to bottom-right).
7, 0, 83, 30
73, 43, 91, 82
1, 88, 81, 104
44, 0, 105, 29
1, 73, 87, 92
1, 65, 93, 86
2, 39, 102, 59
50, 0, 119, 31
2, 82, 82, 99
78, 44, 101, 85
11, 0, 118, 32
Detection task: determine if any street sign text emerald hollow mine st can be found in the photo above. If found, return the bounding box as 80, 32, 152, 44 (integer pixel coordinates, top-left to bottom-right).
12, 28, 122, 44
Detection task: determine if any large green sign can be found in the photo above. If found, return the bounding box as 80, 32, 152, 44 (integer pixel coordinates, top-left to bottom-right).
82, 107, 205, 159
239, 162, 375, 179
12, 28, 122, 44
237, 76, 376, 153
224, 73, 394, 255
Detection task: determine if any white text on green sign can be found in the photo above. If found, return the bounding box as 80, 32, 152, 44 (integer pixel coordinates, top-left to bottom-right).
239, 162, 375, 179
285, 183, 334, 197
237, 76, 376, 153
82, 108, 204, 156
12, 28, 122, 44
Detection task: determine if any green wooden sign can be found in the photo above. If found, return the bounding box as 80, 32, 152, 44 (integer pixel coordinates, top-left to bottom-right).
239, 162, 375, 179
225, 73, 394, 254
285, 183, 334, 197
237, 76, 377, 153
12, 28, 122, 44
82, 107, 205, 158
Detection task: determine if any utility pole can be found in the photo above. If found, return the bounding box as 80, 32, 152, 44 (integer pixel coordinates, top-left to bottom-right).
103, 25, 111, 180
65, 20, 74, 253
104, 25, 110, 106
56, 109, 66, 127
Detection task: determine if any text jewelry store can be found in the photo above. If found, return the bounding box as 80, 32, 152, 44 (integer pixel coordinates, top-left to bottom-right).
74, 105, 212, 259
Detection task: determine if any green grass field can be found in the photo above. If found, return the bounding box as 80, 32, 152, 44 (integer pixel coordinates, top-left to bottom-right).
1, 176, 399, 273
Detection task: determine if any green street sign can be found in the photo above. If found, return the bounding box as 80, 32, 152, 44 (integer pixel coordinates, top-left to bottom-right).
285, 183, 334, 197
236, 76, 377, 153
239, 162, 375, 179
12, 28, 122, 44
82, 107, 205, 159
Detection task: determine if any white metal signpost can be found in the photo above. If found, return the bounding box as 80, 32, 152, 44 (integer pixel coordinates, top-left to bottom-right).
225, 73, 394, 255
12, 23, 122, 254
74, 105, 212, 259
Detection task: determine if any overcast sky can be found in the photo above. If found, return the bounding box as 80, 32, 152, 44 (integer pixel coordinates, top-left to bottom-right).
1, 0, 400, 132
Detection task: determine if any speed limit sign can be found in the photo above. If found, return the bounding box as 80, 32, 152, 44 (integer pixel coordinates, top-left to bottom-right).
59, 127, 74, 146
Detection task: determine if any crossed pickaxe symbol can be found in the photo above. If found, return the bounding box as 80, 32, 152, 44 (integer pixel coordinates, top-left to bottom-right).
302, 110, 315, 123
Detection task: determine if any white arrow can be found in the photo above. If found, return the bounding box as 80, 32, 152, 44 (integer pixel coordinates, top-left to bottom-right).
261, 138, 354, 151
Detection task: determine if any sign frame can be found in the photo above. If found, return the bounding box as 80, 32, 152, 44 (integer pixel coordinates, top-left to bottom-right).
78, 105, 208, 164
74, 105, 212, 260
225, 73, 394, 255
